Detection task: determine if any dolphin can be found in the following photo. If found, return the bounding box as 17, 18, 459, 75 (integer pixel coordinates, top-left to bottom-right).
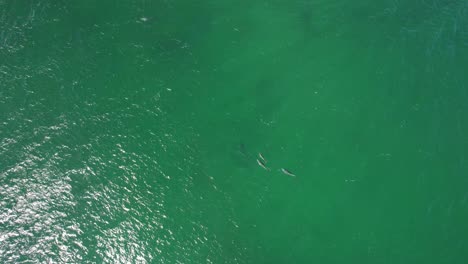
280, 168, 296, 177
257, 158, 270, 171
258, 152, 267, 163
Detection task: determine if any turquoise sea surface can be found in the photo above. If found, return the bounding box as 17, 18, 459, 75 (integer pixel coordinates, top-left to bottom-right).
2, 1, 468, 263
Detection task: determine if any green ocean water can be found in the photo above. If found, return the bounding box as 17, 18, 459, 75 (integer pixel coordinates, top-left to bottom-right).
2, 0, 468, 263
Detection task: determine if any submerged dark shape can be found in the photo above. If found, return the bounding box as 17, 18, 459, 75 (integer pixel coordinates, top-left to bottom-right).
232, 142, 257, 169
239, 143, 248, 157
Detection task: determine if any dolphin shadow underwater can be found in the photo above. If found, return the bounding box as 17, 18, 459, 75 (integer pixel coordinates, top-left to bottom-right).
230, 142, 255, 169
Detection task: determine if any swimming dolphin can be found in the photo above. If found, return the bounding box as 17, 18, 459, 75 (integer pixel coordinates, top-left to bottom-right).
258, 152, 267, 163
280, 168, 296, 177
257, 158, 270, 171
